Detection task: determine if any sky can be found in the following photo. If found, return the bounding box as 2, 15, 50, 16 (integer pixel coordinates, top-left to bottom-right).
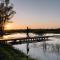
7, 0, 60, 29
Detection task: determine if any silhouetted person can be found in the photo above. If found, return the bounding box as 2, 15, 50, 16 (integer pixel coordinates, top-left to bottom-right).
26, 27, 29, 37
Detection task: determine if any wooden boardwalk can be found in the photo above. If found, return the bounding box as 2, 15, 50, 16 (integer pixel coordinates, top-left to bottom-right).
0, 36, 54, 45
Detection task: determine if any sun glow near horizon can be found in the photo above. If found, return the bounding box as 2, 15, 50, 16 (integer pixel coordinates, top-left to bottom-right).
5, 23, 12, 30
4, 23, 27, 30
4, 22, 60, 30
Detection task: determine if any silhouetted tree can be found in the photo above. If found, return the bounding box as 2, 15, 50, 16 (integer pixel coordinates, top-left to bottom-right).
0, 0, 16, 38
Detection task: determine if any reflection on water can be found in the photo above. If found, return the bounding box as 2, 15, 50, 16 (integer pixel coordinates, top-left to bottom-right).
12, 33, 60, 60
13, 41, 60, 60
3, 33, 38, 39
3, 33, 60, 60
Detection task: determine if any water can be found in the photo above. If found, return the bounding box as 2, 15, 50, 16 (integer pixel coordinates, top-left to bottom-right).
4, 33, 60, 60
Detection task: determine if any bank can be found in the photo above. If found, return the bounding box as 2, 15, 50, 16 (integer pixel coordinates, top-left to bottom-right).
0, 43, 35, 60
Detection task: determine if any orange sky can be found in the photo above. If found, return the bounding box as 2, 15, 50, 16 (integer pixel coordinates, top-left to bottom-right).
5, 22, 26, 30
6, 0, 60, 30
5, 22, 60, 30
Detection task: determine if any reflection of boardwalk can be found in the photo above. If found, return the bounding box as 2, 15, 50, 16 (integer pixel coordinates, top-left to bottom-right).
0, 36, 54, 45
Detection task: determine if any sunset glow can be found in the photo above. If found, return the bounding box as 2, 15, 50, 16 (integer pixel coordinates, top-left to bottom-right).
5, 23, 12, 30
10, 0, 60, 29
4, 22, 60, 30
3, 0, 60, 30
4, 23, 27, 30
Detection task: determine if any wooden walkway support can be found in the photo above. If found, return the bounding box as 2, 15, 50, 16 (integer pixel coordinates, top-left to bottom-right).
0, 36, 54, 45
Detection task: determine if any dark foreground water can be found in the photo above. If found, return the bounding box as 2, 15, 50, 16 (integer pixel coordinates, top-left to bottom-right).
4, 33, 60, 60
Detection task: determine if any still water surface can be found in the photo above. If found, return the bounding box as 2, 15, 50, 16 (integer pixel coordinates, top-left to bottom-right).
4, 33, 60, 60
